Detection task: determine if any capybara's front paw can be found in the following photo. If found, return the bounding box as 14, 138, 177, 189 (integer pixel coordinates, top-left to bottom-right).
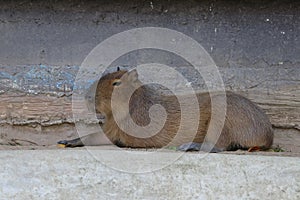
57, 138, 84, 148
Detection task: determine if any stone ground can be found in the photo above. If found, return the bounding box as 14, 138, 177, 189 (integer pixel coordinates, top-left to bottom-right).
0, 124, 299, 157
1, 123, 300, 199
1, 149, 300, 199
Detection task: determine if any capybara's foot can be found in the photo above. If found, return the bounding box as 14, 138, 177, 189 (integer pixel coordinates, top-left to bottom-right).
57, 138, 84, 148
178, 142, 222, 153
178, 142, 202, 151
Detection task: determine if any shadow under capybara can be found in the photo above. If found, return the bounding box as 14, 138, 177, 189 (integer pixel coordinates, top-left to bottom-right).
58, 69, 274, 152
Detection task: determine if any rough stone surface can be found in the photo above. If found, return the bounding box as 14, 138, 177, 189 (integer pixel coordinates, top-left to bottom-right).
0, 0, 299, 129
0, 150, 299, 199
0, 0, 299, 67
0, 0, 299, 95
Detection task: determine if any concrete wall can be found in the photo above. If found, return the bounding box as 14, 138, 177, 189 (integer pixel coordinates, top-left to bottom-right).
1, 0, 299, 67
0, 0, 299, 129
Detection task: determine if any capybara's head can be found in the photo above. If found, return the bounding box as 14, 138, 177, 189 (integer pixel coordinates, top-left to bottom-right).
94, 69, 141, 120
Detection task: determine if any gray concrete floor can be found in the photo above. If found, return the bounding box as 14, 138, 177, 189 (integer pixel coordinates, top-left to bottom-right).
0, 149, 299, 199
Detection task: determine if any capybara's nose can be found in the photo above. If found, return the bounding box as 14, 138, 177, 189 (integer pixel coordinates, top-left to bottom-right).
96, 113, 106, 124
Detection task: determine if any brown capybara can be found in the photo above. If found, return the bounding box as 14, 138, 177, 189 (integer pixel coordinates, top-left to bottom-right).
58, 69, 273, 152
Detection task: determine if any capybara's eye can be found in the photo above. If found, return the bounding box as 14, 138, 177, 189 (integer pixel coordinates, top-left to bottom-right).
112, 79, 121, 86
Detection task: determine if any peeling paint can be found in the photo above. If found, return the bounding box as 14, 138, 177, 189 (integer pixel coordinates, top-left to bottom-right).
0, 65, 78, 95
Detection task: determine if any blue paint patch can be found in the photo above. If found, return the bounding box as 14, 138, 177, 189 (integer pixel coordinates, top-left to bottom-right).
0, 65, 81, 95
0, 64, 130, 95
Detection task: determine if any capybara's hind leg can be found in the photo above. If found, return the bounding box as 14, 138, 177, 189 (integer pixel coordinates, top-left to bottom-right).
178, 142, 222, 153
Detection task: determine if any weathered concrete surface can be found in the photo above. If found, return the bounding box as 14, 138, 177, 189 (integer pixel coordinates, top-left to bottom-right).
0, 150, 299, 199
0, 0, 299, 67
0, 0, 299, 95
0, 0, 299, 129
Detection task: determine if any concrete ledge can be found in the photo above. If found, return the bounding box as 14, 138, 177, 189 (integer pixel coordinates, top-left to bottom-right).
0, 150, 299, 199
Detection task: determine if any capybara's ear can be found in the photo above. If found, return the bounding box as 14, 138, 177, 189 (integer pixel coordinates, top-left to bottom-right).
126, 69, 138, 82
117, 66, 120, 71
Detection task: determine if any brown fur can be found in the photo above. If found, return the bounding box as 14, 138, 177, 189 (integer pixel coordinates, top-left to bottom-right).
91, 69, 274, 151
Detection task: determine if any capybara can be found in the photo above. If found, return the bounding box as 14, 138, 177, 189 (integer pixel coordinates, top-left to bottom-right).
58, 69, 273, 152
